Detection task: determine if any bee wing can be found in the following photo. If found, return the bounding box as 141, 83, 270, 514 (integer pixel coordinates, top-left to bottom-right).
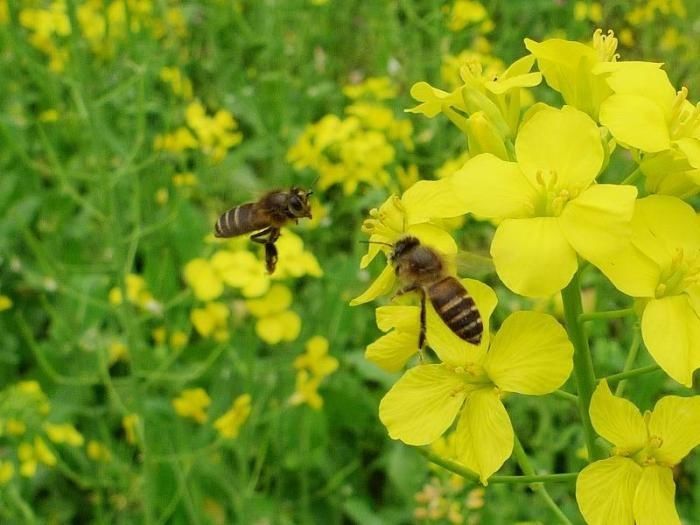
452, 249, 495, 279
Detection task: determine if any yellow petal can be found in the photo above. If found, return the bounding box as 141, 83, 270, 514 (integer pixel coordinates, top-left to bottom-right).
515, 106, 603, 189
634, 195, 700, 262
405, 223, 458, 255
366, 330, 420, 373
450, 153, 537, 219
376, 305, 421, 332
648, 395, 700, 465
605, 64, 676, 112
589, 380, 647, 452
641, 295, 700, 387
350, 264, 396, 306
491, 217, 577, 297
426, 279, 498, 366
576, 457, 642, 525
402, 179, 468, 221
632, 466, 680, 525
483, 311, 573, 395
592, 241, 660, 298
599, 94, 671, 152
379, 364, 466, 446
183, 258, 223, 301
454, 388, 513, 484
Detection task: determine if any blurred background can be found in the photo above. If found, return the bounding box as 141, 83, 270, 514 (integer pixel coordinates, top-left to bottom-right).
1, 0, 698, 523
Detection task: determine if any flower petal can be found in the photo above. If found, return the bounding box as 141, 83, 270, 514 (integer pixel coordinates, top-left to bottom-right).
491, 217, 578, 297
427, 279, 497, 366
516, 106, 604, 189
450, 153, 537, 219
483, 311, 573, 395
376, 305, 421, 332
589, 380, 647, 453
350, 264, 396, 306
599, 94, 671, 152
576, 457, 642, 525
648, 395, 700, 465
454, 388, 513, 484
406, 223, 458, 255
366, 330, 419, 373
402, 179, 468, 221
641, 295, 700, 387
632, 466, 680, 525
634, 195, 700, 262
379, 364, 466, 446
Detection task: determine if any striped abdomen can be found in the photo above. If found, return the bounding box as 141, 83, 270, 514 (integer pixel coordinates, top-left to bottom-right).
427, 277, 482, 345
215, 203, 269, 238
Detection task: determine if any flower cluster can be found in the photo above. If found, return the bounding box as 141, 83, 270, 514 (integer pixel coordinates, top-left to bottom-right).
287, 76, 414, 195
354, 27, 700, 522
154, 100, 243, 163
289, 335, 338, 409
172, 388, 252, 440
108, 273, 162, 315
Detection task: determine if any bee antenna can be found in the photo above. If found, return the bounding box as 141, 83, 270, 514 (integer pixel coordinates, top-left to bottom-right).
358, 240, 393, 248
310, 175, 321, 189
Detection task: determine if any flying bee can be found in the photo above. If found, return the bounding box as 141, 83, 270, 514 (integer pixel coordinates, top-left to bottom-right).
390, 236, 483, 350
214, 187, 313, 274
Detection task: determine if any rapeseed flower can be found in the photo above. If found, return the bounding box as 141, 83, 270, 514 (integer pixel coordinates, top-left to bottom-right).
598, 196, 700, 386
18, 437, 57, 477
122, 414, 139, 444
525, 29, 622, 120
598, 66, 700, 197
172, 388, 211, 424
245, 284, 301, 344
342, 76, 397, 100
289, 371, 324, 410
0, 461, 14, 485
576, 381, 700, 524
44, 423, 84, 447
380, 298, 573, 483
294, 336, 338, 378
213, 394, 252, 439
0, 295, 12, 311
448, 105, 637, 297
190, 302, 230, 342
87, 440, 112, 463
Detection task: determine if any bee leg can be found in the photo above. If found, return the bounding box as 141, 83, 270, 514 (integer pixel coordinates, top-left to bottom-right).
418, 288, 426, 351
391, 284, 419, 301
250, 227, 280, 274
264, 243, 278, 274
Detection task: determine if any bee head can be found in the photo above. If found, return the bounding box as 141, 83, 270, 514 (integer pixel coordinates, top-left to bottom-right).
390, 236, 420, 263
287, 187, 313, 220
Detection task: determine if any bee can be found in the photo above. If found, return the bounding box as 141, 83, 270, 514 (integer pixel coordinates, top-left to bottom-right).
390, 236, 482, 349
214, 187, 313, 274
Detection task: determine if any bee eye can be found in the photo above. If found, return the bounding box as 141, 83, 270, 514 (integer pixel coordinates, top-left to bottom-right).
289, 196, 304, 213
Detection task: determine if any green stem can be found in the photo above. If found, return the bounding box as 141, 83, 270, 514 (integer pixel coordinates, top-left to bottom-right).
579, 307, 635, 323
621, 166, 643, 185
513, 437, 573, 525
417, 448, 578, 484
561, 271, 602, 461
605, 364, 660, 384
552, 390, 578, 403
615, 330, 641, 396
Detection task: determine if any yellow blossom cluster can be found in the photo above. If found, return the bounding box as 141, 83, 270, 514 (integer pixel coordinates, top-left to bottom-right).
213, 394, 252, 439
0, 381, 90, 484
172, 388, 252, 439
172, 388, 211, 424
289, 335, 338, 410
445, 0, 493, 34
154, 100, 243, 163
245, 284, 301, 345
287, 77, 414, 195
160, 67, 194, 100
108, 273, 162, 315
15, 0, 188, 71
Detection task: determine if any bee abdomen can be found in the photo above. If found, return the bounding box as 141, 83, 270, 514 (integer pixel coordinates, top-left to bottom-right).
428, 277, 482, 345
215, 203, 263, 238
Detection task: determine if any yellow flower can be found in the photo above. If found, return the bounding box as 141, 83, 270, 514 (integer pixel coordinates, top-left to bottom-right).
172, 171, 198, 187
213, 394, 252, 439
447, 0, 487, 32
379, 297, 573, 484
184, 258, 224, 301
152, 326, 167, 345
289, 370, 324, 410
342, 76, 397, 100
273, 231, 323, 279
160, 66, 193, 100
576, 381, 700, 524
172, 388, 211, 424
190, 302, 230, 341
18, 437, 57, 477
44, 423, 84, 447
5, 418, 26, 436
0, 294, 12, 311
108, 341, 129, 364
122, 273, 161, 313
0, 461, 14, 485
351, 187, 464, 306
39, 109, 59, 122
366, 279, 494, 372
295, 335, 338, 378
170, 330, 188, 350
87, 440, 112, 463
210, 249, 269, 298
525, 29, 623, 120
598, 66, 700, 196
449, 105, 637, 297
245, 285, 301, 344
122, 414, 139, 444
598, 196, 700, 386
